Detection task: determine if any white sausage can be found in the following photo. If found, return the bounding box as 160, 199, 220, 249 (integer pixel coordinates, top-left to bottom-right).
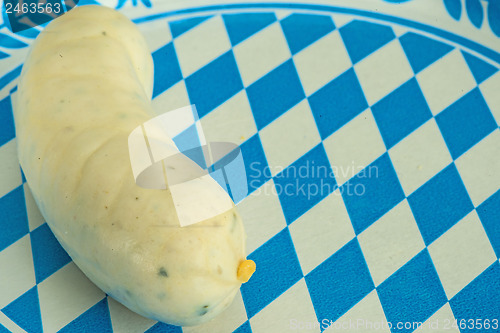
14, 5, 254, 326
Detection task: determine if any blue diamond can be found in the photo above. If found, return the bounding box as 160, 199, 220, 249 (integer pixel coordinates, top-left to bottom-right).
169, 16, 212, 39
408, 163, 473, 246
152, 42, 183, 98
0, 95, 15, 147
449, 261, 500, 331
0, 323, 9, 333
173, 124, 206, 169
2, 286, 42, 333
223, 13, 277, 46
371, 78, 432, 149
59, 298, 112, 333
236, 133, 271, 195
247, 59, 305, 130
234, 321, 252, 333
399, 32, 453, 74
308, 68, 368, 139
31, 223, 72, 283
378, 249, 448, 333
280, 13, 335, 54
146, 321, 182, 332
477, 190, 500, 258
462, 50, 498, 84
339, 20, 395, 64
186, 51, 243, 119
436, 88, 497, 159
306, 238, 374, 323
241, 228, 303, 318
274, 143, 337, 225
342, 153, 405, 235
0, 185, 29, 252
20, 167, 26, 183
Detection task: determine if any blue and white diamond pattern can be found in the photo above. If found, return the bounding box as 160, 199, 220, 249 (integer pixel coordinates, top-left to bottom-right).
0, 4, 499, 333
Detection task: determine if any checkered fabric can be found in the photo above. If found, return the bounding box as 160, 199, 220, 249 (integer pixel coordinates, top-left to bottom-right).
1, 7, 499, 333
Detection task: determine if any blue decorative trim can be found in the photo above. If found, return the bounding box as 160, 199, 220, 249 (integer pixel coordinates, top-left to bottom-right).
2, 2, 500, 92
444, 0, 462, 21
488, 0, 500, 37
0, 32, 28, 48
383, 0, 497, 37
443, 0, 500, 37
132, 3, 500, 64
0, 64, 22, 91
466, 0, 484, 28
116, 0, 152, 9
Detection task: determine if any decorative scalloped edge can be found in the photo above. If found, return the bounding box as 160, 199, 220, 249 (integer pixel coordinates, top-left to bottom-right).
442, 0, 500, 37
